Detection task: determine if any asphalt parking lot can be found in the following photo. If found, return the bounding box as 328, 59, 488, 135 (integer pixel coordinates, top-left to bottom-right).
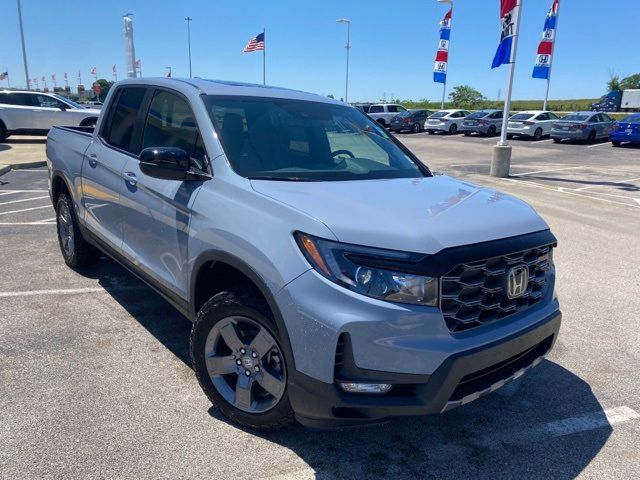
1, 135, 639, 479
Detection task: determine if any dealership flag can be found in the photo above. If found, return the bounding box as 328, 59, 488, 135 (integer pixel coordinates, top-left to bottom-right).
90, 67, 97, 75
533, 0, 559, 79
433, 7, 452, 84
492, 0, 521, 68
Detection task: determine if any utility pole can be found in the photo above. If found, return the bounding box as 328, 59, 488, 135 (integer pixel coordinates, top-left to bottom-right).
185, 17, 193, 78
336, 19, 351, 103
16, 0, 30, 89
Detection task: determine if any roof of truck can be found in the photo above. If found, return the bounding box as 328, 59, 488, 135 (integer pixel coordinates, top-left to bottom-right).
115, 77, 346, 106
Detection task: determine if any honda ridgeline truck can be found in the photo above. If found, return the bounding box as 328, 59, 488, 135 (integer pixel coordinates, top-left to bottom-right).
46, 78, 561, 430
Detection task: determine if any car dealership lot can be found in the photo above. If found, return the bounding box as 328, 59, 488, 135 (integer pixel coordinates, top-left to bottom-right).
1, 137, 639, 479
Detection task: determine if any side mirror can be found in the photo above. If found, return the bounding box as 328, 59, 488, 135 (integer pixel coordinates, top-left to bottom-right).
139, 147, 190, 180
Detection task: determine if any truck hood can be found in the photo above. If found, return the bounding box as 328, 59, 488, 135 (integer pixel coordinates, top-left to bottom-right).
250, 175, 549, 254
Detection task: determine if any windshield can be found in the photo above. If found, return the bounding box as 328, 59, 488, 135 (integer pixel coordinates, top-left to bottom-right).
467, 111, 491, 119
204, 96, 428, 181
562, 114, 590, 122
622, 114, 640, 123
52, 94, 82, 109
510, 113, 534, 120
430, 111, 448, 118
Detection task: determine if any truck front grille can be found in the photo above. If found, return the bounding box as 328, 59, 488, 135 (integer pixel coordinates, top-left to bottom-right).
440, 245, 552, 333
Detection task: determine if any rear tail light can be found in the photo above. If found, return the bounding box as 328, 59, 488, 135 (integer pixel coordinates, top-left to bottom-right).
441, 118, 450, 122
552, 123, 561, 128
478, 120, 488, 125
403, 118, 412, 123
578, 124, 588, 129
523, 121, 535, 126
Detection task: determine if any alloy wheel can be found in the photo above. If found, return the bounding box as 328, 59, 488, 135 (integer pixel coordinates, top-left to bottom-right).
204, 316, 286, 414
57, 201, 75, 258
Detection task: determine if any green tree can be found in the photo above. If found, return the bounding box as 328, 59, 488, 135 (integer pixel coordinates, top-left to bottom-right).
607, 75, 621, 92
448, 85, 486, 109
95, 79, 114, 102
620, 73, 640, 90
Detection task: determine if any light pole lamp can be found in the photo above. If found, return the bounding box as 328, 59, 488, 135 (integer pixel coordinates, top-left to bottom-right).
185, 17, 193, 78
336, 18, 351, 103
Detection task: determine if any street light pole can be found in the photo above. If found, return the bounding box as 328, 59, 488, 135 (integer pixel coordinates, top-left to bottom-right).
16, 0, 30, 89
336, 19, 351, 103
185, 17, 193, 78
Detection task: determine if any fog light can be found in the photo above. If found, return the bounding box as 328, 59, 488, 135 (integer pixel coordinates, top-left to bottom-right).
338, 382, 392, 394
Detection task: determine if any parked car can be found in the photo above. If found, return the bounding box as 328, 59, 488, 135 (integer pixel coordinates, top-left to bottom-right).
352, 103, 372, 114
47, 78, 561, 430
0, 90, 100, 141
460, 110, 504, 136
367, 104, 408, 127
611, 113, 640, 147
79, 100, 104, 110
550, 112, 615, 143
389, 109, 433, 133
425, 109, 471, 135
507, 111, 560, 140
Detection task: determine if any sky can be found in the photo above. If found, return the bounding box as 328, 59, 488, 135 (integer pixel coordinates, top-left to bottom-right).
1, 0, 639, 103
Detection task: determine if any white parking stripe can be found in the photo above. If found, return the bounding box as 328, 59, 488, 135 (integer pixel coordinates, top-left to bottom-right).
0, 195, 49, 206
511, 166, 584, 177
587, 142, 611, 148
0, 205, 52, 216
0, 189, 49, 194
0, 285, 149, 298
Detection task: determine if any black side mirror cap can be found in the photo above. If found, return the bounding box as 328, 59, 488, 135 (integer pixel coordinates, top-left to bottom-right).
139, 147, 191, 180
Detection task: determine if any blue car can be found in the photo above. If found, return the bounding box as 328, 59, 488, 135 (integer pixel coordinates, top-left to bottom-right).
611, 113, 640, 147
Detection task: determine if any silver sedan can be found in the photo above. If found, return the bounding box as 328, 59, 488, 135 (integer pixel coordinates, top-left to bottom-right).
507, 111, 560, 140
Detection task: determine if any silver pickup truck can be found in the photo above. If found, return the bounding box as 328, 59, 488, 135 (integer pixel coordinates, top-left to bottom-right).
47, 78, 561, 430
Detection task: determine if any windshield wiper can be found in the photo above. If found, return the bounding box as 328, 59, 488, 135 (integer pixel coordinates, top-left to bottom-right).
247, 176, 322, 182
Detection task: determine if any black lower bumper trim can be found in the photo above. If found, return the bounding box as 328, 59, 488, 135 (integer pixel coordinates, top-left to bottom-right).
289, 310, 561, 429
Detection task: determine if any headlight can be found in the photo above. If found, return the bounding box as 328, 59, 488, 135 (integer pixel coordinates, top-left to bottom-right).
295, 232, 438, 306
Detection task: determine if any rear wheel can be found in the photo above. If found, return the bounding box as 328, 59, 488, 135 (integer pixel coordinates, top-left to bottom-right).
56, 194, 101, 268
448, 124, 458, 135
191, 289, 294, 431
533, 128, 543, 140
587, 130, 597, 144
411, 122, 422, 134
487, 125, 497, 136
463, 131, 472, 137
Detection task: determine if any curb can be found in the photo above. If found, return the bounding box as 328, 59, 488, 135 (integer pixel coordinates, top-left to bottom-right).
0, 160, 47, 176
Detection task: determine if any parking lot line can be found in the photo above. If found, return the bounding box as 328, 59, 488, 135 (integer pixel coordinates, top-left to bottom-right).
501, 177, 640, 209
587, 142, 612, 149
574, 176, 640, 191
511, 166, 584, 177
0, 195, 50, 206
0, 205, 52, 216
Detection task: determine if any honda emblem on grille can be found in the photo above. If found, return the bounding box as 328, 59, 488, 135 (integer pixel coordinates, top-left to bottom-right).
507, 266, 529, 299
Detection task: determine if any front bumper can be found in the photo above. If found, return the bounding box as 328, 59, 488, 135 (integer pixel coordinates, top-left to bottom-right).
289, 310, 561, 428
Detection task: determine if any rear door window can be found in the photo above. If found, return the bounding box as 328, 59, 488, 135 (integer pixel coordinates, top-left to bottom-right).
368, 106, 384, 113
102, 87, 147, 154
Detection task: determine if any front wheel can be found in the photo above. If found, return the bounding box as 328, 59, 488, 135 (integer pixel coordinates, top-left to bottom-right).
449, 124, 458, 135
612, 140, 622, 147
553, 138, 562, 143
533, 128, 543, 141
56, 194, 101, 268
191, 290, 295, 430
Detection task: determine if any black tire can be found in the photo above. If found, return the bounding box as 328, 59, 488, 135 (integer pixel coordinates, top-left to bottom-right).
449, 124, 458, 135
55, 193, 101, 268
587, 130, 597, 144
533, 128, 543, 141
463, 131, 472, 137
553, 138, 562, 143
507, 134, 514, 140
487, 125, 497, 137
612, 140, 622, 147
191, 289, 295, 431
427, 130, 434, 135
376, 119, 387, 128
411, 123, 422, 134
80, 117, 98, 127
0, 122, 7, 142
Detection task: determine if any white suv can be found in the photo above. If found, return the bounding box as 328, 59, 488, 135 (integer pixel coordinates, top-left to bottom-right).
0, 90, 100, 142
367, 104, 408, 127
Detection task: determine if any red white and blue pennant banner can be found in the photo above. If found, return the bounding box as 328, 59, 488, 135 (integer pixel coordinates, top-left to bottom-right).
533, 0, 559, 79
492, 0, 520, 68
433, 8, 452, 84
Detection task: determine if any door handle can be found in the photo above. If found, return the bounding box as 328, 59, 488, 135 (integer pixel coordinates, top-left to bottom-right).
87, 153, 98, 167
123, 171, 138, 186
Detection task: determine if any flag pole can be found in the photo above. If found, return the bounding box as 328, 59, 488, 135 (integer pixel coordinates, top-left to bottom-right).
263, 28, 266, 85
498, 0, 523, 147
543, 0, 561, 111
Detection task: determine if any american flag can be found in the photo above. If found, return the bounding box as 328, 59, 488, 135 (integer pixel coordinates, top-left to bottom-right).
90, 67, 96, 75
0, 72, 7, 81
243, 32, 265, 53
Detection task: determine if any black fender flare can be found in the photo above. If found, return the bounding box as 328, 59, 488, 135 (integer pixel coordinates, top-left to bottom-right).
189, 250, 297, 370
